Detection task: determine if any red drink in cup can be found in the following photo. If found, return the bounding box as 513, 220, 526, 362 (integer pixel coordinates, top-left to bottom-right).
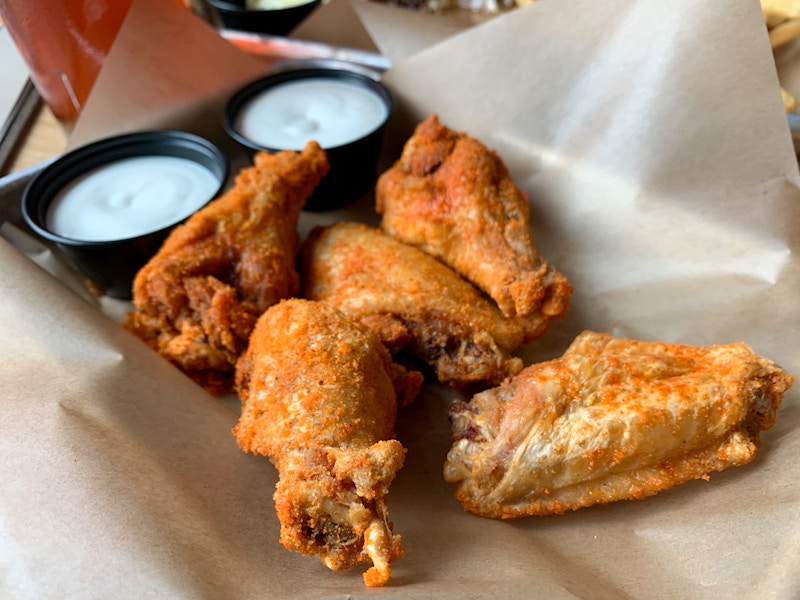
0, 0, 133, 131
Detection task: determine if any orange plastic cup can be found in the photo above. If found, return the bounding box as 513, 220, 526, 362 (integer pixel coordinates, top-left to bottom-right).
0, 0, 133, 131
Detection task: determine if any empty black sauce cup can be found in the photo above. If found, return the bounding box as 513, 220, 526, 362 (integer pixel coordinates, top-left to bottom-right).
223, 66, 394, 211
202, 0, 322, 36
21, 130, 229, 300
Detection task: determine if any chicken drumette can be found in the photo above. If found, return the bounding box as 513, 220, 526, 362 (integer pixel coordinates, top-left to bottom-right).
234, 298, 418, 586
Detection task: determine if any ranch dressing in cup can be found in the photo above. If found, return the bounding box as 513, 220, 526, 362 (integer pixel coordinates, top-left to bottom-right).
21, 129, 228, 299
224, 66, 394, 211
46, 155, 221, 242
234, 78, 390, 150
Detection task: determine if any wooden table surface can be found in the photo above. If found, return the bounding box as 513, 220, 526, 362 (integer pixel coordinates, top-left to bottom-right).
1, 12, 67, 175
6, 104, 67, 174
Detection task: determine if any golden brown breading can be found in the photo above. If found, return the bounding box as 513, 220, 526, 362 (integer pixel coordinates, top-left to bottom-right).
300, 221, 557, 389
376, 114, 571, 320
444, 331, 793, 518
123, 143, 329, 394
234, 298, 416, 587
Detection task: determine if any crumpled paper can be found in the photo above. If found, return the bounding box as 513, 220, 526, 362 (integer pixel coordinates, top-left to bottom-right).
1, 0, 799, 598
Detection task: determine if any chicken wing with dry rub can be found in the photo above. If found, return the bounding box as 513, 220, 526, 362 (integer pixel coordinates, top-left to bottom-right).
234, 298, 415, 586
376, 114, 571, 320
300, 221, 559, 389
123, 143, 329, 394
444, 330, 793, 518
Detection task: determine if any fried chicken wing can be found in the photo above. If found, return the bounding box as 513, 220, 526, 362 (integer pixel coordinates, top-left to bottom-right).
234, 299, 414, 587
123, 143, 329, 394
376, 114, 571, 320
300, 221, 558, 388
444, 331, 793, 518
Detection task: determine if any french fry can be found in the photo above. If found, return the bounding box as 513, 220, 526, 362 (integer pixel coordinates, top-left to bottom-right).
762, 0, 800, 25
770, 17, 800, 48
765, 12, 788, 29
763, 1, 800, 111
782, 86, 800, 112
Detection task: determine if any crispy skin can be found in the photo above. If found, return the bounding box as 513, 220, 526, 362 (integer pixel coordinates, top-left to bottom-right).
444, 331, 794, 518
300, 221, 555, 388
123, 143, 329, 394
234, 299, 414, 587
376, 114, 571, 320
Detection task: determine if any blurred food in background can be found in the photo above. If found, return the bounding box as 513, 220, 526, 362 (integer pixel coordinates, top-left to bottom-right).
374, 0, 519, 15
763, 0, 800, 111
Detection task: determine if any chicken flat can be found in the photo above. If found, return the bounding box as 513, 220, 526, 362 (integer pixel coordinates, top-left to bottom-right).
376, 114, 571, 320
234, 298, 417, 587
299, 221, 561, 388
444, 330, 793, 518
123, 143, 329, 394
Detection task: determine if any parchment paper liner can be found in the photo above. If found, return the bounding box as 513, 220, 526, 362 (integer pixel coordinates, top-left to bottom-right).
1, 0, 798, 597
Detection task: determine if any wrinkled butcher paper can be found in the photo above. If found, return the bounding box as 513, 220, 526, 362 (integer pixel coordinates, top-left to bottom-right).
1, 0, 799, 598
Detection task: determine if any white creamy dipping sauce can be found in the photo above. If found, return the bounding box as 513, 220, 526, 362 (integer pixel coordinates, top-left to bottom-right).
246, 0, 313, 8
46, 155, 219, 242
235, 78, 388, 150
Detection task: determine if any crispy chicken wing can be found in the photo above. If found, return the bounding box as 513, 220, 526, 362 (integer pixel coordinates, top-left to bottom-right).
234, 299, 415, 586
300, 221, 558, 388
376, 114, 571, 319
123, 143, 329, 394
444, 331, 793, 518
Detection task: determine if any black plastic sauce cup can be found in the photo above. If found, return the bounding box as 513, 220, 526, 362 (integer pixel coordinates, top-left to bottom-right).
223, 67, 393, 211
21, 130, 229, 300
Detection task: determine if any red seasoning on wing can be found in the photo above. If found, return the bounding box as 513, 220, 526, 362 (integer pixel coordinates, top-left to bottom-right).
300, 221, 554, 388
444, 331, 793, 518
376, 114, 571, 320
234, 299, 415, 586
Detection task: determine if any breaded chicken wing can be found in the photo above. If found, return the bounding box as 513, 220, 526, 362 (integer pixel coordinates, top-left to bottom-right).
300, 222, 558, 388
444, 331, 793, 518
234, 299, 414, 586
123, 143, 329, 394
376, 114, 571, 319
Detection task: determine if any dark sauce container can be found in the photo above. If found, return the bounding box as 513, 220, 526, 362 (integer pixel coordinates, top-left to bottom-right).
201, 0, 322, 36
223, 65, 393, 211
21, 130, 229, 299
